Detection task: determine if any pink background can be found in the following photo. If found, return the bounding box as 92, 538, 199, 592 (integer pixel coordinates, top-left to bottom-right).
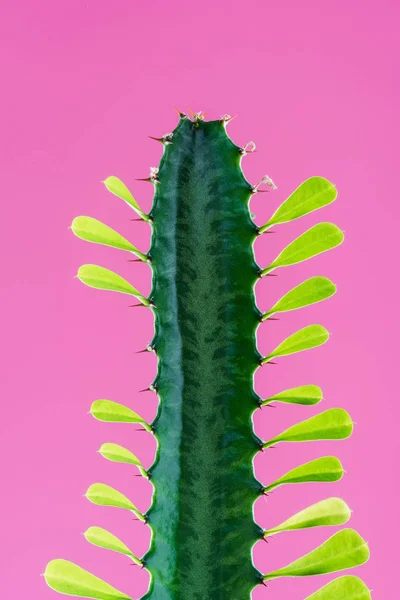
1, 1, 398, 598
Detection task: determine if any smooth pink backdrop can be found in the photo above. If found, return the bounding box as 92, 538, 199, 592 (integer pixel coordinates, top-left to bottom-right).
1, 1, 398, 598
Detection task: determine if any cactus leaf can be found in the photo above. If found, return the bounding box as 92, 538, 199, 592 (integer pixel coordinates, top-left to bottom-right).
43, 559, 132, 599
85, 483, 145, 521
262, 277, 336, 319
90, 400, 152, 431
77, 264, 149, 305
98, 443, 142, 467
262, 324, 329, 364
263, 528, 369, 580
264, 456, 344, 492
262, 385, 323, 406
71, 217, 147, 261
103, 176, 149, 221
264, 498, 351, 536
259, 176, 337, 232
84, 526, 142, 565
305, 575, 371, 599
263, 408, 353, 448
261, 223, 344, 275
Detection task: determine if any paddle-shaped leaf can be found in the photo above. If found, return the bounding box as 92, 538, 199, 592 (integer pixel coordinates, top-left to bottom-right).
103, 176, 149, 221
77, 265, 150, 306
261, 223, 344, 275
259, 176, 337, 232
264, 498, 351, 536
90, 399, 152, 431
262, 324, 329, 364
71, 217, 147, 261
305, 575, 371, 600
84, 526, 142, 565
264, 456, 344, 493
263, 408, 353, 448
85, 483, 145, 521
262, 277, 336, 319
98, 443, 148, 477
44, 559, 132, 600
263, 528, 369, 580
262, 385, 323, 406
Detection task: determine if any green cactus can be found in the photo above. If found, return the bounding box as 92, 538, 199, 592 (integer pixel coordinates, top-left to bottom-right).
44, 112, 370, 599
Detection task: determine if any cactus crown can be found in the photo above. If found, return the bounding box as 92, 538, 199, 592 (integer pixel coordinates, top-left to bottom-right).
44, 113, 370, 600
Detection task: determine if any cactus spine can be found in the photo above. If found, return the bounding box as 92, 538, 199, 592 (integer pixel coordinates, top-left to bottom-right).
44, 113, 370, 600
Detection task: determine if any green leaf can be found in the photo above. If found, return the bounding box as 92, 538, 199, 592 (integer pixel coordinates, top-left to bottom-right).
99, 443, 142, 466
90, 400, 152, 432
264, 456, 344, 493
71, 217, 147, 261
263, 408, 353, 448
84, 526, 142, 565
264, 498, 351, 536
262, 324, 329, 364
103, 176, 149, 221
263, 528, 369, 580
262, 277, 336, 319
305, 576, 371, 600
98, 443, 148, 478
77, 264, 150, 306
262, 385, 323, 406
85, 483, 145, 521
261, 223, 344, 275
43, 559, 132, 600
259, 176, 337, 232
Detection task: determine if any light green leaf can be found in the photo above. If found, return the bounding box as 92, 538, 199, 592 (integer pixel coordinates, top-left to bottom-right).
263, 408, 353, 448
77, 265, 150, 306
261, 223, 344, 275
99, 443, 142, 467
262, 385, 323, 406
305, 576, 371, 600
90, 400, 152, 432
262, 324, 329, 364
262, 277, 336, 319
84, 526, 142, 565
264, 498, 351, 536
98, 443, 148, 478
71, 217, 147, 261
264, 456, 344, 493
85, 483, 145, 521
263, 528, 369, 580
259, 176, 337, 232
103, 176, 149, 221
44, 559, 132, 600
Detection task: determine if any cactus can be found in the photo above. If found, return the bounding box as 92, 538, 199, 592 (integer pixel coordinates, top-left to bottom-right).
44, 112, 370, 599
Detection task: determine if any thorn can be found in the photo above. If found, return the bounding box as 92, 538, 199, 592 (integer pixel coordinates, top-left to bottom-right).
130, 218, 145, 221
135, 177, 153, 183
174, 106, 186, 118
149, 133, 173, 144
265, 273, 278, 277
264, 230, 276, 234
128, 259, 143, 263
221, 114, 237, 124
129, 303, 147, 308
263, 537, 269, 544
265, 317, 280, 321
252, 174, 278, 193
240, 141, 256, 155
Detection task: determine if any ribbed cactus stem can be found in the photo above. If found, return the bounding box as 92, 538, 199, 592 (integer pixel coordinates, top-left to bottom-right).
143, 117, 263, 598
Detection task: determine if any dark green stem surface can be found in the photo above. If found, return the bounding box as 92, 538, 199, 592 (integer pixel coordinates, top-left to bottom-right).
143, 119, 262, 600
